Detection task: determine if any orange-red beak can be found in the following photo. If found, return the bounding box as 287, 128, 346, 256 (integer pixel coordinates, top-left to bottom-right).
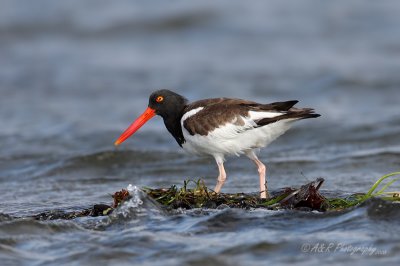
114, 107, 156, 146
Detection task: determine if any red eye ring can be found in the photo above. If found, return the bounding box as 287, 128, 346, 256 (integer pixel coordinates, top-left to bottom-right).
156, 96, 164, 103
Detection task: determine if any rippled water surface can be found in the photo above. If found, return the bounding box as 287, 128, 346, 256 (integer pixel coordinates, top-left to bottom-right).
1, 1, 400, 265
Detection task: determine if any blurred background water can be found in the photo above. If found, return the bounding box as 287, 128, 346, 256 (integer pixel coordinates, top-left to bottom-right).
0, 0, 400, 265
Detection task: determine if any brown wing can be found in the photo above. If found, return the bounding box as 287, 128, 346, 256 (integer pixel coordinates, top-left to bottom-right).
183, 98, 253, 136
182, 98, 319, 136
183, 102, 248, 136
185, 98, 298, 111
186, 98, 258, 109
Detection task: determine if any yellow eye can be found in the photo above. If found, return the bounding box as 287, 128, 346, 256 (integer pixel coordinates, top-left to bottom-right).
156, 96, 164, 103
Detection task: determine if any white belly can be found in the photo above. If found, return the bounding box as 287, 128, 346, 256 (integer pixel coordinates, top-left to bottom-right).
181, 119, 294, 157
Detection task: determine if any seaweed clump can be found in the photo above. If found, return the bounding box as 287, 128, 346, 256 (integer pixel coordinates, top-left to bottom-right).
144, 178, 328, 211
112, 189, 131, 208
31, 172, 400, 220
327, 172, 400, 210
143, 172, 400, 211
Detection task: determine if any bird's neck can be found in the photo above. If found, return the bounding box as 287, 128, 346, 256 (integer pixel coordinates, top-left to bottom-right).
162, 108, 186, 147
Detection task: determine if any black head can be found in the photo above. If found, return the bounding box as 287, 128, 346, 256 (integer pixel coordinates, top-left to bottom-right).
114, 89, 188, 147
148, 89, 188, 119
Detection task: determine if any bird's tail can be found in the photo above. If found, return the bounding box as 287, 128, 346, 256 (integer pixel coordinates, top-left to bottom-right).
256, 107, 320, 127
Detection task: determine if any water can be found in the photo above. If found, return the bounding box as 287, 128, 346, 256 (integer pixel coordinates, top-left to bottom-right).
1, 0, 400, 265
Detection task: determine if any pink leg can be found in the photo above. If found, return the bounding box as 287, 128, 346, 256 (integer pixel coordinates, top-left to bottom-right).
246, 151, 269, 199
213, 156, 226, 193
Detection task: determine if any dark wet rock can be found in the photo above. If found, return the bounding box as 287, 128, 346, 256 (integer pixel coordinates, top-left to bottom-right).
32, 204, 113, 221
278, 178, 328, 211
365, 198, 400, 221
172, 200, 192, 209
0, 213, 14, 222
91, 204, 113, 216
203, 200, 217, 209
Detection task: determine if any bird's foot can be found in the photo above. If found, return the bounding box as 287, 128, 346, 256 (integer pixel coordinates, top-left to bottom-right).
260, 190, 270, 200
213, 182, 224, 194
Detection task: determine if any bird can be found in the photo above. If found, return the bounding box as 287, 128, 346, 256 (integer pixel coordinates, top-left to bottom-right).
114, 89, 320, 199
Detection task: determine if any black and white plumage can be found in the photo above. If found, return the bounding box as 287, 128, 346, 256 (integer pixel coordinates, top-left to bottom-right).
115, 89, 320, 199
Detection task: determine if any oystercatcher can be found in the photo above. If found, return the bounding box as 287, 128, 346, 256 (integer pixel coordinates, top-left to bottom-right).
114, 90, 320, 199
